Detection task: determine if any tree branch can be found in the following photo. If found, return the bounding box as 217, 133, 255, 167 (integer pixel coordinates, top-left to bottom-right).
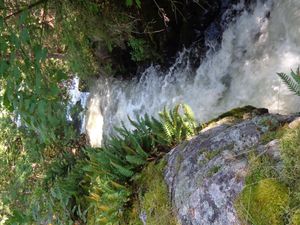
5, 0, 48, 20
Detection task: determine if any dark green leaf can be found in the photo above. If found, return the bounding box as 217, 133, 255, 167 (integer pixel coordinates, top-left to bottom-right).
0, 16, 3, 28
126, 0, 133, 6
20, 28, 30, 43
18, 11, 28, 25
110, 162, 134, 178
135, 0, 141, 8
0, 60, 8, 76
125, 155, 146, 165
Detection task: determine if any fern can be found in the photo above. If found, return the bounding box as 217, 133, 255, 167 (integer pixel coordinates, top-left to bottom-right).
110, 161, 134, 178
125, 155, 146, 165
277, 68, 300, 96
82, 103, 199, 224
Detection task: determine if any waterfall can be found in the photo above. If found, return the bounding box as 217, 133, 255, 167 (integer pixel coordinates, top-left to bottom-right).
86, 0, 300, 147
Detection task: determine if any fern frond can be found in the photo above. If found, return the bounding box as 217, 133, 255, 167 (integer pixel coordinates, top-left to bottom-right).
162, 121, 173, 144
290, 68, 300, 84
277, 72, 300, 96
110, 161, 134, 178
183, 104, 196, 122
125, 155, 146, 165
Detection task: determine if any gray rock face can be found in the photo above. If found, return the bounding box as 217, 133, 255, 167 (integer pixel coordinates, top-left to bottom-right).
164, 113, 297, 225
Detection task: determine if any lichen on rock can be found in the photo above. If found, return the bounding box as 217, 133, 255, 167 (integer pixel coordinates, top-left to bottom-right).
164, 109, 297, 225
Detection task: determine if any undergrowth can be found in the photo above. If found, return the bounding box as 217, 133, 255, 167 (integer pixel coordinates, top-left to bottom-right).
83, 103, 197, 224
236, 124, 300, 225
124, 160, 179, 225
0, 104, 198, 224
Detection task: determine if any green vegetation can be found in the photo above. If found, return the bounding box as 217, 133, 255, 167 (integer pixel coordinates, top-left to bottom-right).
0, 1, 204, 223
278, 68, 300, 96
125, 161, 179, 225
83, 103, 197, 224
280, 126, 300, 185
204, 105, 257, 128
291, 210, 300, 225
260, 125, 288, 144
236, 124, 300, 225
236, 179, 289, 225
0, 103, 198, 224
206, 165, 221, 177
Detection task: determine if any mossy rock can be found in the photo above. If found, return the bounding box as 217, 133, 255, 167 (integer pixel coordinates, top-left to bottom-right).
291, 209, 300, 225
236, 179, 289, 225
204, 105, 259, 128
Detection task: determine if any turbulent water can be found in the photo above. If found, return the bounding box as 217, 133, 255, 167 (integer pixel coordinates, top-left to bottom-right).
86, 0, 300, 147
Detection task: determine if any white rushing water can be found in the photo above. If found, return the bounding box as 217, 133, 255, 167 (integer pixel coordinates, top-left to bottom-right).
86, 0, 300, 147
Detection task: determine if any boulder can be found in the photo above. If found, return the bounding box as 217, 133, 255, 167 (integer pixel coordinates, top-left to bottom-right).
164, 113, 297, 225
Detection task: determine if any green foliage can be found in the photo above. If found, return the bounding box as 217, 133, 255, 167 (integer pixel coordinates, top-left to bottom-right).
0, 9, 73, 144
0, 113, 87, 224
280, 126, 300, 185
236, 179, 290, 225
157, 104, 197, 146
277, 68, 300, 96
126, 0, 141, 8
244, 152, 279, 186
236, 124, 300, 225
260, 125, 288, 144
0, 0, 204, 224
279, 126, 300, 220
128, 38, 151, 62
290, 210, 300, 225
125, 160, 179, 225
82, 104, 198, 224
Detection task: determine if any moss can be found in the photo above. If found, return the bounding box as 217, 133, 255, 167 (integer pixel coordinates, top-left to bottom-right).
205, 105, 257, 126
204, 149, 221, 161
245, 152, 279, 185
291, 209, 300, 225
280, 126, 300, 184
279, 126, 300, 217
206, 165, 221, 177
236, 179, 289, 225
236, 124, 300, 225
260, 125, 289, 144
125, 160, 179, 225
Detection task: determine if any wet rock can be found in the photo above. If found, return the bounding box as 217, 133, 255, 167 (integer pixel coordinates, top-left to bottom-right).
164, 113, 296, 225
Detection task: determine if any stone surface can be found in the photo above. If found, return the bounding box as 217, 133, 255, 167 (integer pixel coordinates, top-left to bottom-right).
289, 117, 300, 129
262, 139, 281, 161
164, 113, 296, 225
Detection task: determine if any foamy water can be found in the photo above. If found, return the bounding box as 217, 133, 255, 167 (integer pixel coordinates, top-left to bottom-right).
86, 0, 300, 147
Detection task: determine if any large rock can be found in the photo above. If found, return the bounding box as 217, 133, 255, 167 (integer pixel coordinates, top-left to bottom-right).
164, 112, 297, 225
